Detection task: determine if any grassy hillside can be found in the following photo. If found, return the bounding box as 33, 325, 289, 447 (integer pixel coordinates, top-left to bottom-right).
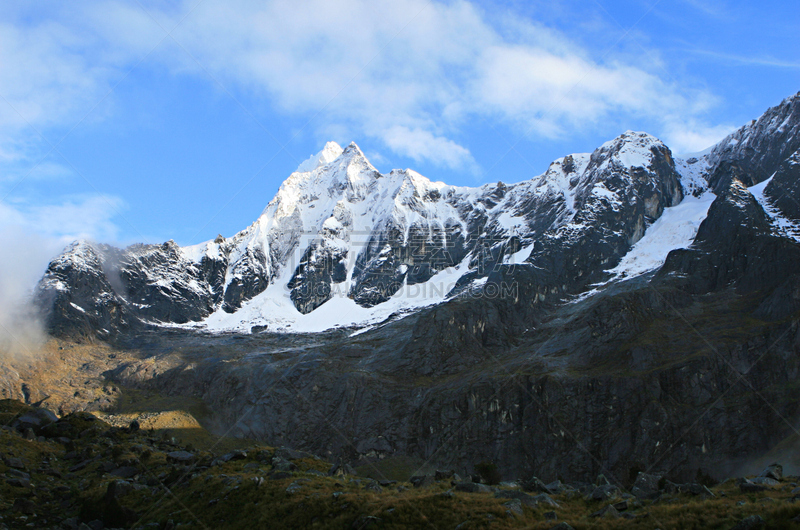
1, 399, 800, 529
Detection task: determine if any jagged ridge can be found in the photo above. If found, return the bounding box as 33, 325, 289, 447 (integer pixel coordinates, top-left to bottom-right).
36, 92, 800, 339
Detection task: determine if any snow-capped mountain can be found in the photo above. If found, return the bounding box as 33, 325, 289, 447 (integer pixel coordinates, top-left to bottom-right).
37, 92, 800, 339
29, 91, 800, 485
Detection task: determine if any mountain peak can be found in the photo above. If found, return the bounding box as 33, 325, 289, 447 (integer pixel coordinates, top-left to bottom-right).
594, 130, 667, 170
294, 141, 344, 173
339, 141, 368, 161
603, 130, 664, 151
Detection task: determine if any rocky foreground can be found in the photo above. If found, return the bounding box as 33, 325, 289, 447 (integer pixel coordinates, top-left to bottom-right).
1, 399, 800, 529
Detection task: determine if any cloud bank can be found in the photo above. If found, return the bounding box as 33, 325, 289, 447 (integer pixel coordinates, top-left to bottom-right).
0, 0, 734, 175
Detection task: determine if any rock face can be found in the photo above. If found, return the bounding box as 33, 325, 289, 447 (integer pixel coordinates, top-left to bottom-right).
764, 148, 800, 220
35, 92, 800, 484
706, 92, 800, 191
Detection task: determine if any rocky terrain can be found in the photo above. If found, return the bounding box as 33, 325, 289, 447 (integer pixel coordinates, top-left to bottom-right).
1, 398, 799, 529
10, 90, 800, 518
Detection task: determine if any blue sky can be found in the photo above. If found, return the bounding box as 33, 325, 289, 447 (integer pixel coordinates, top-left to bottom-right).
0, 0, 798, 265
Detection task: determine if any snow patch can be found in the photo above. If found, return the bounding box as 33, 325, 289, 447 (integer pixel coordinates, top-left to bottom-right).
195, 259, 473, 334
181, 241, 221, 263
674, 155, 710, 196
750, 176, 800, 242
504, 245, 532, 265
605, 192, 716, 281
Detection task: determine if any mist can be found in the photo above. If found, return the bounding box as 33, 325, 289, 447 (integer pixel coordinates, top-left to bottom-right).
0, 225, 63, 357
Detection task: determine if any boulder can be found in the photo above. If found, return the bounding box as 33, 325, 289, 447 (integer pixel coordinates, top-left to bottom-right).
5, 456, 25, 469
685, 483, 715, 498
13, 498, 36, 514
435, 470, 454, 481
495, 490, 539, 508
328, 462, 357, 477
751, 477, 779, 486
7, 477, 30, 488
7, 469, 30, 479
219, 450, 247, 462
410, 475, 435, 488
14, 408, 58, 433
731, 515, 765, 530
105, 480, 134, 501
522, 476, 552, 493
274, 446, 310, 461
532, 493, 560, 508
631, 472, 661, 499
109, 466, 139, 479
759, 463, 782, 481
271, 456, 297, 472
364, 481, 382, 493
503, 499, 523, 516
739, 481, 768, 493
590, 504, 620, 519
166, 451, 196, 464
454, 482, 491, 493
590, 484, 620, 501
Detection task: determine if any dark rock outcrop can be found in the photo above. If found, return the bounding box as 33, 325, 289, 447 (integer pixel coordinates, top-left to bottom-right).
707, 91, 800, 191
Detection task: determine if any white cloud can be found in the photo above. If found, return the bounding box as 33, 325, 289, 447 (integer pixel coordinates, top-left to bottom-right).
0, 3, 159, 165
684, 49, 800, 70
29, 195, 126, 243
154, 0, 725, 168
0, 193, 125, 355
0, 195, 125, 261
0, 224, 54, 357
383, 126, 476, 171
0, 0, 730, 171
661, 119, 737, 155
0, 193, 125, 247
678, 0, 729, 18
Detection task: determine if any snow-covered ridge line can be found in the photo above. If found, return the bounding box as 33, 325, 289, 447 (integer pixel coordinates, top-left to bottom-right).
40, 129, 699, 336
